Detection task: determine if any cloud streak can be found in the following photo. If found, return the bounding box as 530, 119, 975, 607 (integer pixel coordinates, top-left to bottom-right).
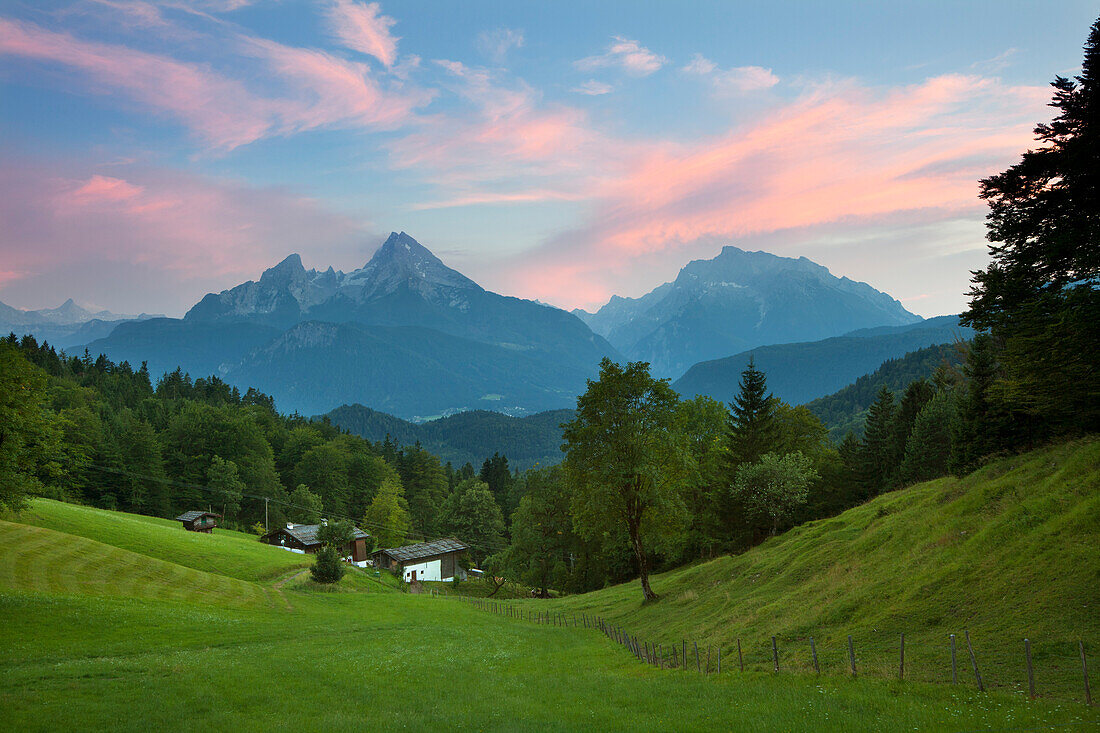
0, 157, 370, 313
0, 16, 427, 150
489, 74, 1048, 310
575, 36, 666, 76
328, 0, 399, 67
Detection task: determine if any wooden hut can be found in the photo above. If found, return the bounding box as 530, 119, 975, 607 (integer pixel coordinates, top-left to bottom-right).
176, 510, 221, 533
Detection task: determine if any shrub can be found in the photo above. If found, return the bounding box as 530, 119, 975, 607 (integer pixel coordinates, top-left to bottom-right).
310, 546, 346, 584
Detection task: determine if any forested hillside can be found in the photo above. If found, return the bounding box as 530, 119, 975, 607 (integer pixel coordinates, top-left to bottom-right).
806, 343, 964, 440
0, 334, 523, 560
325, 404, 570, 469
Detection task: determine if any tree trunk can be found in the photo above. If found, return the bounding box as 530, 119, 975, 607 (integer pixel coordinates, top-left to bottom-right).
630, 521, 658, 602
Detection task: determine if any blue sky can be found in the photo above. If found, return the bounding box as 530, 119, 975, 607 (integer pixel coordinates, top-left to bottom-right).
1, 0, 1096, 317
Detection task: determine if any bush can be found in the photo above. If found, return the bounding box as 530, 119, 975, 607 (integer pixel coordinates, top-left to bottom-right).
310, 546, 346, 584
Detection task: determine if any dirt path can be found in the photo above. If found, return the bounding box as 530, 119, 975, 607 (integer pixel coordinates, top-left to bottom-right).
267, 568, 309, 611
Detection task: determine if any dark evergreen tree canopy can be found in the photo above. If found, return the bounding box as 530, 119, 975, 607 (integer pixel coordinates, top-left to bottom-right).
726, 356, 779, 470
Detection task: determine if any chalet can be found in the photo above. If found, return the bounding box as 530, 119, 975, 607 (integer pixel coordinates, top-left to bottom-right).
176, 510, 221, 533
260, 523, 371, 564
372, 538, 469, 582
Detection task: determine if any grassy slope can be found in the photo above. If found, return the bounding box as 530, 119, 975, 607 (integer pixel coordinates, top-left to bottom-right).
12, 499, 311, 581
1, 444, 1098, 730
536, 438, 1100, 702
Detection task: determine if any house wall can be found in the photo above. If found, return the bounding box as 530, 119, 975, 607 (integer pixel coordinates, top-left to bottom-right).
402, 558, 442, 582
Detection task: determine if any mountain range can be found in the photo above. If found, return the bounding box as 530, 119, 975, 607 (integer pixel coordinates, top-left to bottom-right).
0, 299, 160, 348
575, 246, 921, 378
52, 232, 945, 420
83, 233, 618, 418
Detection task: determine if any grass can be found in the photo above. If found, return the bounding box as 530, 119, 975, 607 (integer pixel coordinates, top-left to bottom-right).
0, 439, 1098, 730
9, 499, 311, 581
523, 437, 1100, 703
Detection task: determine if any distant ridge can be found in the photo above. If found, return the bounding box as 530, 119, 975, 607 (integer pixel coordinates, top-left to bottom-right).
672, 315, 972, 406
323, 404, 572, 470
0, 298, 160, 348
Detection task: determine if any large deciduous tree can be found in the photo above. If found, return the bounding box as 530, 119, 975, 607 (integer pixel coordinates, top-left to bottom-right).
731, 452, 818, 538
439, 478, 506, 566
963, 17, 1100, 433
562, 359, 693, 602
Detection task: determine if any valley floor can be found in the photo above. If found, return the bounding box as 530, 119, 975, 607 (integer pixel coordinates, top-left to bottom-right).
2, 495, 1099, 731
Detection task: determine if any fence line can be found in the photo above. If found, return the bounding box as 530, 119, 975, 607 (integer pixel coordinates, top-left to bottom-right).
431, 590, 1095, 706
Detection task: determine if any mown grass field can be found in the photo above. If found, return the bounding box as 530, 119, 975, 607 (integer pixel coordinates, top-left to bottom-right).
1, 441, 1098, 730
523, 437, 1100, 703
13, 499, 311, 581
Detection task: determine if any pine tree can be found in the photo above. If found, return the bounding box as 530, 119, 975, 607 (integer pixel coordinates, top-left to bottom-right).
899, 389, 960, 484
888, 380, 935, 486
726, 357, 779, 471
857, 386, 897, 497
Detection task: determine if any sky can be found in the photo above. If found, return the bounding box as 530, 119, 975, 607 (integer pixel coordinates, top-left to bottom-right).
0, 1, 1096, 318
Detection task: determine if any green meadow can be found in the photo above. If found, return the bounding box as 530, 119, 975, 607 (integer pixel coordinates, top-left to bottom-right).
2, 440, 1099, 730
529, 438, 1100, 703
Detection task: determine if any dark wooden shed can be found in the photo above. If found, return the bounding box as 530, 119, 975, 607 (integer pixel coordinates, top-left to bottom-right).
176, 510, 221, 533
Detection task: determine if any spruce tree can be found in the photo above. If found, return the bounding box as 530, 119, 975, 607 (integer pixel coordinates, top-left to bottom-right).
726, 357, 779, 471
857, 386, 897, 497
900, 389, 959, 484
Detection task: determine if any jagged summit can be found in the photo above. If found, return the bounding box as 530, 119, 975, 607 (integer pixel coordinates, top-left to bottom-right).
346, 232, 481, 298
260, 253, 306, 280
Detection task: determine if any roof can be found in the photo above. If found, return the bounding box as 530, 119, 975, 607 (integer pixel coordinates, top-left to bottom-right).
377, 538, 468, 562
269, 523, 369, 546
176, 510, 221, 522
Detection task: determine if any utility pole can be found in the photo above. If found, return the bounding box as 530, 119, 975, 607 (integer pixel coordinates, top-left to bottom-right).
264, 497, 269, 531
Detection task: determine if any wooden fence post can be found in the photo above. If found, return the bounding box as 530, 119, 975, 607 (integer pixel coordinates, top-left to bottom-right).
965, 630, 984, 692
1025, 638, 1035, 699
772, 636, 779, 673
1082, 640, 1093, 706
848, 635, 857, 677
738, 638, 744, 672
695, 641, 701, 673
810, 636, 819, 674
899, 633, 905, 681
950, 634, 958, 684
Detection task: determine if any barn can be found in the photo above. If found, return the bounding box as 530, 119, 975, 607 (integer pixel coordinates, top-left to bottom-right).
261, 523, 372, 564
176, 510, 221, 533
372, 538, 469, 582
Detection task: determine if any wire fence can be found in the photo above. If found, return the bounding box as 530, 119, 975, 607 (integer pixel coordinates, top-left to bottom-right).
434, 592, 1095, 707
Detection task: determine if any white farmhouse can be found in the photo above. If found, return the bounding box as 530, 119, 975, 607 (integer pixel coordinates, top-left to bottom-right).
372, 538, 469, 582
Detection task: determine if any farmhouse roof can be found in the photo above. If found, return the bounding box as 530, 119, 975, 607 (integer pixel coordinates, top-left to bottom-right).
380, 538, 468, 562
276, 523, 369, 546
176, 510, 221, 522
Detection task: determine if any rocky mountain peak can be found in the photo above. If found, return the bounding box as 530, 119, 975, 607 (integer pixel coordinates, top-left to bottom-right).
259, 253, 307, 287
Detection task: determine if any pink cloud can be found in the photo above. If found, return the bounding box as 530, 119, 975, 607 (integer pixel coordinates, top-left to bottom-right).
575, 36, 666, 76
0, 18, 278, 149
0, 17, 427, 149
485, 74, 1049, 310
328, 0, 399, 67
0, 156, 370, 313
